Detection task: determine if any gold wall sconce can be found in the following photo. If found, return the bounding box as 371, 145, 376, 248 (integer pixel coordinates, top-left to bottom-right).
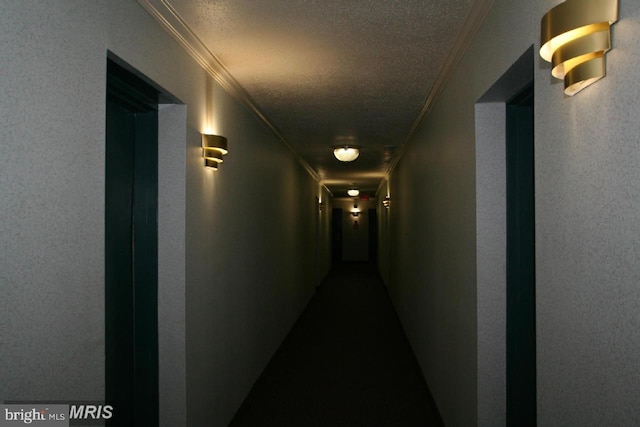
383, 196, 390, 208
202, 134, 228, 170
540, 0, 618, 96
351, 203, 361, 217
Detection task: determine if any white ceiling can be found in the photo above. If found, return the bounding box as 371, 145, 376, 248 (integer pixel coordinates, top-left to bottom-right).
140, 0, 480, 197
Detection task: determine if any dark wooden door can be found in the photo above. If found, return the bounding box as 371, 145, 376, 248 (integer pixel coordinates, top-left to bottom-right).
105, 58, 159, 426
368, 208, 377, 264
331, 208, 343, 263
506, 83, 536, 427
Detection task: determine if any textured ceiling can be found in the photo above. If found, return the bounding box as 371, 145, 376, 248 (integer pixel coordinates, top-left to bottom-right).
158, 0, 475, 196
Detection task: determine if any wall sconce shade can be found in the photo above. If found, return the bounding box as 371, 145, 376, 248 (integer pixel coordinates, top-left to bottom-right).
540, 0, 618, 96
333, 146, 360, 162
204, 158, 219, 169
202, 134, 228, 169
383, 196, 390, 208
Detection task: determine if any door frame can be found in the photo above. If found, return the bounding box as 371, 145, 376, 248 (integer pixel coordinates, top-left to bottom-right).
475, 46, 535, 427
105, 56, 160, 426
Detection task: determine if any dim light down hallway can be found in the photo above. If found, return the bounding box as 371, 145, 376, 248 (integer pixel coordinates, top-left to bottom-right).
229, 262, 444, 426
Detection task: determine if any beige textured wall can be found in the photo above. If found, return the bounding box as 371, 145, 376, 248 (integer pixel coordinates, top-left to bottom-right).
1, 0, 109, 404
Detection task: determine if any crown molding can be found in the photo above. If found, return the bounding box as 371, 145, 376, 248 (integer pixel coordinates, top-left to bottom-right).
385, 0, 495, 177
136, 0, 324, 185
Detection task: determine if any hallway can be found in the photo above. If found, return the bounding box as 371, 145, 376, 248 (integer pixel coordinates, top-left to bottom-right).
230, 263, 443, 426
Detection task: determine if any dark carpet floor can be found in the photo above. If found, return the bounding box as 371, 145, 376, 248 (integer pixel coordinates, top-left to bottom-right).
229, 262, 444, 427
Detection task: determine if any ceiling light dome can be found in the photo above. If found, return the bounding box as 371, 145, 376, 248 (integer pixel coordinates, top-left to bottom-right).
347, 188, 360, 197
333, 146, 360, 162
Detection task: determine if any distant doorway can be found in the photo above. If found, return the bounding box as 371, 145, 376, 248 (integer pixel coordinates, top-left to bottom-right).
506, 83, 536, 427
331, 208, 343, 263
105, 57, 159, 426
368, 208, 378, 264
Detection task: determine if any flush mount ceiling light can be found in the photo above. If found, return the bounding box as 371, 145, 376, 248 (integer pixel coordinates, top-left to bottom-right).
333, 146, 360, 162
540, 0, 618, 96
347, 188, 360, 197
202, 134, 228, 170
